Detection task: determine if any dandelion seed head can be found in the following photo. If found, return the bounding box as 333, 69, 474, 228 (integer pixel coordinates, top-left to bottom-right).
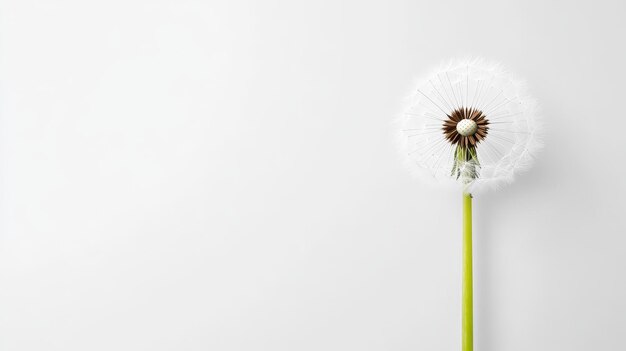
399, 57, 543, 192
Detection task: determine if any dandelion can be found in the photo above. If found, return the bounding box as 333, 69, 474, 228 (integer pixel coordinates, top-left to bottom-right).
399, 57, 542, 351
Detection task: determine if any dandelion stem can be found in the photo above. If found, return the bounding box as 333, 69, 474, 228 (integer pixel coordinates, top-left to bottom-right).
462, 191, 473, 351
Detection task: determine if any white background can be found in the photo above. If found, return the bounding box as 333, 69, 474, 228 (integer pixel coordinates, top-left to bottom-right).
1, 0, 625, 350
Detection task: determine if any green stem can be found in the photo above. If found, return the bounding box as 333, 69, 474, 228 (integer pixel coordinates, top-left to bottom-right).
462, 192, 473, 351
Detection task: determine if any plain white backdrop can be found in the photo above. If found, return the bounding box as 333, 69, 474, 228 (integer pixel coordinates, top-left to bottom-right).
1, 0, 625, 350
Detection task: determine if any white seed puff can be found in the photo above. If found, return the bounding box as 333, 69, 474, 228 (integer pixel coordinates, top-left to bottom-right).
399, 57, 542, 191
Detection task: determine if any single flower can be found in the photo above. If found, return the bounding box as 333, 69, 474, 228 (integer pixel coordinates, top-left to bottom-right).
400, 57, 542, 190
